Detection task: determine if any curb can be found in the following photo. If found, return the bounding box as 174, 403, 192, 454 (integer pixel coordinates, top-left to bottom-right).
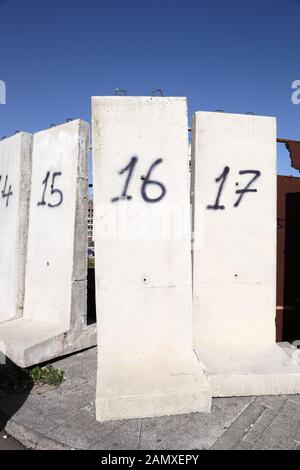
4, 417, 73, 450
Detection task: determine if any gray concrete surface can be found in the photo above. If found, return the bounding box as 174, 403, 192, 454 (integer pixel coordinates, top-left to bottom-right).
0, 416, 24, 450
0, 431, 24, 450
0, 347, 300, 450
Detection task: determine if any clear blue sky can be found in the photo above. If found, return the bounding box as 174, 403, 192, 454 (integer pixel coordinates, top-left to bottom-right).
0, 0, 299, 176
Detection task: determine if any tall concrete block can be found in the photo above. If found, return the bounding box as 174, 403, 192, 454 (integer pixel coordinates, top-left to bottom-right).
0, 133, 32, 324
93, 96, 211, 421
0, 120, 96, 367
192, 111, 300, 396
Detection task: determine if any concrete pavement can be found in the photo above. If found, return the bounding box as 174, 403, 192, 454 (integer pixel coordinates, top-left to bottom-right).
0, 430, 24, 450
0, 347, 300, 450
0, 413, 24, 450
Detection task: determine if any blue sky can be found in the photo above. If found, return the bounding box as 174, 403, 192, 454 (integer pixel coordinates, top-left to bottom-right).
0, 0, 299, 176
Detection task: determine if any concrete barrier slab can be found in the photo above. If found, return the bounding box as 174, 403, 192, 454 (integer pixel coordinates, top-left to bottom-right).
0, 133, 32, 324
197, 343, 300, 397
93, 96, 211, 421
98, 351, 211, 421
192, 111, 300, 396
0, 120, 96, 367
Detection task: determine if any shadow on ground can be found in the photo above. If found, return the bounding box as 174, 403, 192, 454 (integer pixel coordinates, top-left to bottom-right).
0, 357, 34, 439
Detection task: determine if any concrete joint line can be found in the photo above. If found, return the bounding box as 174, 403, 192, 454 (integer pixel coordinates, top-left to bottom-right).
238, 406, 267, 447
137, 420, 143, 450
4, 417, 72, 450
210, 398, 256, 449
250, 398, 290, 448
88, 420, 129, 450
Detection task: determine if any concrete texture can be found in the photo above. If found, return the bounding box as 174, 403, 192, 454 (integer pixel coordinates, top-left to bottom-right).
1, 347, 300, 450
0, 133, 32, 324
192, 111, 277, 346
192, 111, 300, 397
0, 429, 24, 450
197, 343, 300, 397
0, 120, 96, 368
92, 96, 211, 421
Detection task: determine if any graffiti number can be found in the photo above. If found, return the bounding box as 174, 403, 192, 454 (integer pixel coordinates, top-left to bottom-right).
141, 159, 166, 203
112, 157, 166, 204
207, 167, 261, 211
207, 166, 230, 211
234, 170, 261, 208
1, 175, 13, 207
38, 171, 63, 208
111, 157, 137, 203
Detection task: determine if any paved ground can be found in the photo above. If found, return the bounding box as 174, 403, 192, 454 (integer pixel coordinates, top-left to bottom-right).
0, 430, 24, 450
0, 347, 300, 450
0, 411, 24, 450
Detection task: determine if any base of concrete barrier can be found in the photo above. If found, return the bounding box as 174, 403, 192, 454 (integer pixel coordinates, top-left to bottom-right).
196, 343, 300, 397
96, 350, 212, 422
0, 318, 96, 368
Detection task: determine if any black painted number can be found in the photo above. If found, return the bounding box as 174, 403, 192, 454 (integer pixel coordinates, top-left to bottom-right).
38, 171, 63, 208
234, 170, 261, 208
111, 157, 137, 202
0, 175, 13, 207
207, 166, 230, 211
141, 159, 166, 203
38, 172, 50, 207
207, 167, 261, 210
112, 157, 166, 204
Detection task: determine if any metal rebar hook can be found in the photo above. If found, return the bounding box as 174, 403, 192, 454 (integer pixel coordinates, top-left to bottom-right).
114, 88, 127, 96
152, 89, 163, 97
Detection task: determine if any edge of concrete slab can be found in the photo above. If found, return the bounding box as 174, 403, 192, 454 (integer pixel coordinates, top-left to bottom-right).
97, 351, 212, 421
196, 343, 300, 398
0, 318, 97, 368
3, 415, 73, 450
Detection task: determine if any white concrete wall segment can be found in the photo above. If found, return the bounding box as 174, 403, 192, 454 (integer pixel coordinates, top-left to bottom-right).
0, 133, 32, 324
0, 120, 96, 368
192, 111, 277, 347
93, 96, 211, 421
192, 111, 300, 397
24, 120, 88, 329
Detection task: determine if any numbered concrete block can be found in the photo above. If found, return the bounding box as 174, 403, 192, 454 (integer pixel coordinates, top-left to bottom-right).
0, 133, 32, 324
192, 111, 300, 396
93, 96, 211, 421
0, 120, 96, 367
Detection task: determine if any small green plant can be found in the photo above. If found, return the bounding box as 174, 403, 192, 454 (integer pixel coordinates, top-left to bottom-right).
26, 365, 64, 386
0, 364, 64, 394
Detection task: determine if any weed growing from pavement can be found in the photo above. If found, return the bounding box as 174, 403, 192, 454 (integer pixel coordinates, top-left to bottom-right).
0, 364, 64, 393
27, 365, 64, 386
